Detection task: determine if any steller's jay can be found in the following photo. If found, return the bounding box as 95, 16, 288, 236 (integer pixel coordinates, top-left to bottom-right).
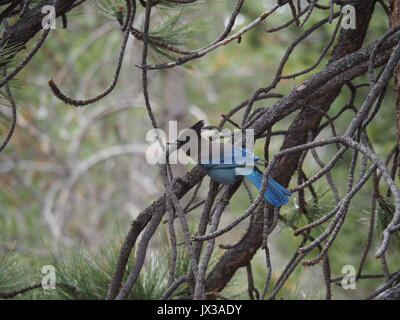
169, 120, 291, 206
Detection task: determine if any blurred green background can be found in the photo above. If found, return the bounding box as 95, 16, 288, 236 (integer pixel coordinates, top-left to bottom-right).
0, 0, 399, 299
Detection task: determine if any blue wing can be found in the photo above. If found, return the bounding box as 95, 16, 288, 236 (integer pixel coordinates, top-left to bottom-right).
200, 145, 290, 206
201, 146, 254, 184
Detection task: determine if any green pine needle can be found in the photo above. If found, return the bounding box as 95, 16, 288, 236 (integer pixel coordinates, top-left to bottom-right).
89, 0, 127, 21
376, 195, 400, 251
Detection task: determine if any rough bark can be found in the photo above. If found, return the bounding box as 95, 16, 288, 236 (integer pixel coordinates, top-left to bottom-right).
274, 0, 377, 187
106, 165, 206, 299
389, 0, 400, 182
378, 283, 400, 300
0, 1, 80, 49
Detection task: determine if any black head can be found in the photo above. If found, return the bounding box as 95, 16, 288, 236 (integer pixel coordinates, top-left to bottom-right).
176, 120, 204, 148
189, 120, 205, 135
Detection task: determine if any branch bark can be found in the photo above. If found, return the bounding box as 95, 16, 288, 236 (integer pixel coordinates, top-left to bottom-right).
0, 0, 80, 49
106, 165, 206, 300
205, 0, 379, 297
389, 0, 400, 182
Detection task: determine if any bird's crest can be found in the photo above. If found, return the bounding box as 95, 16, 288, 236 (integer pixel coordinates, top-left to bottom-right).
190, 120, 205, 135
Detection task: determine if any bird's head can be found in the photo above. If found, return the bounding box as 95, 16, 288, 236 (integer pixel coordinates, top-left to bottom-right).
175, 120, 204, 149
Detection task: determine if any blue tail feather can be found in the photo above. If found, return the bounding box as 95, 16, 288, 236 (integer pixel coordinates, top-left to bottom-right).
245, 168, 290, 206
267, 176, 292, 196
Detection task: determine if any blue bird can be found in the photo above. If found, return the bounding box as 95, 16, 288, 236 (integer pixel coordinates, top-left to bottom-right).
171, 121, 291, 207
